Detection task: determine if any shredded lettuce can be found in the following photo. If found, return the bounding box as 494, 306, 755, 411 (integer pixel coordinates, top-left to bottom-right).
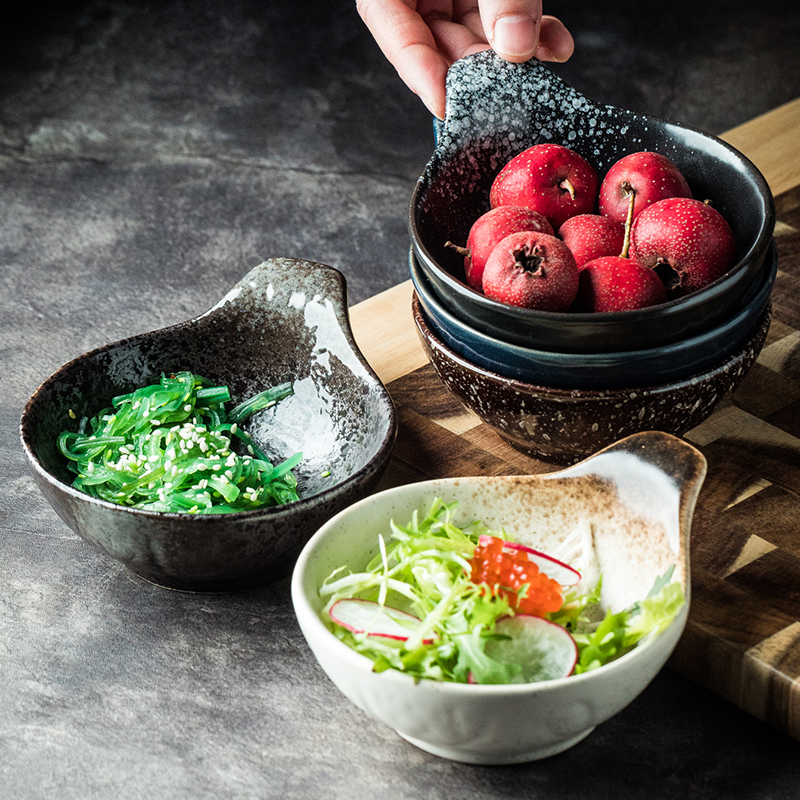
572, 566, 685, 674
321, 499, 685, 684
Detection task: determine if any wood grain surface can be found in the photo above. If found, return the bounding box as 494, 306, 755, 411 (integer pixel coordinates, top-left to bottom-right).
350, 98, 800, 740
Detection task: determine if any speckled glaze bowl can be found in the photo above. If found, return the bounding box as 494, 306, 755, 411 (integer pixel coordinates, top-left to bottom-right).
20, 259, 397, 592
292, 431, 706, 764
409, 51, 775, 354
411, 241, 777, 390
413, 294, 770, 463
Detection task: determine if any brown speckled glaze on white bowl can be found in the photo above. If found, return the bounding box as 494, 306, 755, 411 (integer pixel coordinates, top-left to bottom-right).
292, 431, 706, 764
413, 293, 771, 464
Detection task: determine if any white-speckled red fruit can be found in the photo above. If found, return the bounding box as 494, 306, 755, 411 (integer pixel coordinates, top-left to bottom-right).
489, 143, 598, 230
598, 151, 692, 225
573, 256, 668, 312
482, 231, 579, 311
558, 214, 626, 268
629, 197, 736, 294
460, 206, 553, 291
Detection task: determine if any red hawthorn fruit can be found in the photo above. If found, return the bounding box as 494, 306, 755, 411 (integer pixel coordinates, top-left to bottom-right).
629, 197, 736, 294
481, 231, 579, 311
489, 143, 599, 230
447, 206, 553, 291
558, 214, 626, 268
598, 151, 692, 225
573, 256, 668, 312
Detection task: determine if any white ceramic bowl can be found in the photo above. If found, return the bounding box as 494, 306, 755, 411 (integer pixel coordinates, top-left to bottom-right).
291, 431, 706, 764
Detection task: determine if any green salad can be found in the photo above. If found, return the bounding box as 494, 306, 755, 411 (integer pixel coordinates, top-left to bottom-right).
320, 499, 685, 685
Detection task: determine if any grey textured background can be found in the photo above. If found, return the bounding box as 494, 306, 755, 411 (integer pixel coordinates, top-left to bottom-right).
2, 1, 800, 797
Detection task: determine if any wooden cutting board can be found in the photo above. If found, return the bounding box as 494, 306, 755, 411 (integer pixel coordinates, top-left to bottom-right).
349, 98, 800, 740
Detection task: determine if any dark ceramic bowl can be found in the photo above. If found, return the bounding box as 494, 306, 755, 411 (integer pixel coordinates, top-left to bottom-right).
413, 294, 770, 464
409, 51, 775, 354
20, 259, 397, 592
410, 240, 777, 390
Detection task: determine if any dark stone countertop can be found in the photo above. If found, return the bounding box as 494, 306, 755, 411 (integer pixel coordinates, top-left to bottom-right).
3, 1, 800, 797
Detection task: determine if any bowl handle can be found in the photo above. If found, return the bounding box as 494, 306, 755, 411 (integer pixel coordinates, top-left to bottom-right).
561, 431, 707, 559
196, 258, 350, 325
436, 51, 607, 159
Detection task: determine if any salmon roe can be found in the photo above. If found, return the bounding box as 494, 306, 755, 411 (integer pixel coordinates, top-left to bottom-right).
468, 536, 563, 617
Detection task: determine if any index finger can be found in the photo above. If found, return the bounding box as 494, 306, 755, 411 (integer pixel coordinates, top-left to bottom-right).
357, 0, 451, 117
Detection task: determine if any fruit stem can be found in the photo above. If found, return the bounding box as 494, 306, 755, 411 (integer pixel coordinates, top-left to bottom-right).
444, 241, 471, 259
620, 181, 636, 258
559, 178, 576, 200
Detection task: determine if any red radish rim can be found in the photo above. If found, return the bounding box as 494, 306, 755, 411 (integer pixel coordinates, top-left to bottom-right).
329, 598, 436, 644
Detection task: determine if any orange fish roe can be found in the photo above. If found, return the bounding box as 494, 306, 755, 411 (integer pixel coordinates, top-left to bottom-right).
468, 535, 563, 617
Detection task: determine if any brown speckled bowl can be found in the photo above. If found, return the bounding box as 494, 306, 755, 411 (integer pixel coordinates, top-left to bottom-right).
20, 259, 397, 592
413, 294, 770, 464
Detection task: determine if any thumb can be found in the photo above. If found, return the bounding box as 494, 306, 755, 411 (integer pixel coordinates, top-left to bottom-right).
480, 0, 543, 62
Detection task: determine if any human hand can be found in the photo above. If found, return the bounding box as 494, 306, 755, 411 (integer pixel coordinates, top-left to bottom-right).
357, 0, 574, 119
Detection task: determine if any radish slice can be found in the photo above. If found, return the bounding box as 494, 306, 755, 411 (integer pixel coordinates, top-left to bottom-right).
329, 599, 435, 643
483, 615, 578, 684
478, 534, 581, 586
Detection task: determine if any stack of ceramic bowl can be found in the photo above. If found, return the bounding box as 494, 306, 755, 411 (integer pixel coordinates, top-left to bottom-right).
408, 52, 776, 463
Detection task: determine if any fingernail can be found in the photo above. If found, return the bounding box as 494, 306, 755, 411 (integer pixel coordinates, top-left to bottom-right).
493, 14, 537, 59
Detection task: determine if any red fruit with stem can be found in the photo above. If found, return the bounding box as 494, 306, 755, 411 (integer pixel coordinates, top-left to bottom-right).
558, 214, 626, 268
629, 197, 736, 294
573, 181, 668, 313
489, 143, 599, 230
598, 151, 692, 225
481, 231, 579, 311
446, 206, 553, 291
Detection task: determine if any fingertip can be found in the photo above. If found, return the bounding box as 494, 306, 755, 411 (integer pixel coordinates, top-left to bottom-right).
538, 18, 574, 62
417, 88, 446, 120
491, 14, 538, 61
409, 55, 448, 119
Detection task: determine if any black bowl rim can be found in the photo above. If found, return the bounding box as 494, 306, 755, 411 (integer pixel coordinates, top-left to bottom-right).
19, 263, 398, 524
413, 292, 772, 400
410, 238, 777, 366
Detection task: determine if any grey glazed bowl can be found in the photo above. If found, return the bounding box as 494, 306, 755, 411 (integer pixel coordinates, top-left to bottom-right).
20, 259, 397, 592
409, 51, 775, 354
411, 241, 777, 390
413, 294, 770, 464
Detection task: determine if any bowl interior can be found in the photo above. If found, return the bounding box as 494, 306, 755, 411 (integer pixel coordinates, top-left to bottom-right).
22, 258, 396, 505
409, 51, 775, 353
295, 430, 703, 645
